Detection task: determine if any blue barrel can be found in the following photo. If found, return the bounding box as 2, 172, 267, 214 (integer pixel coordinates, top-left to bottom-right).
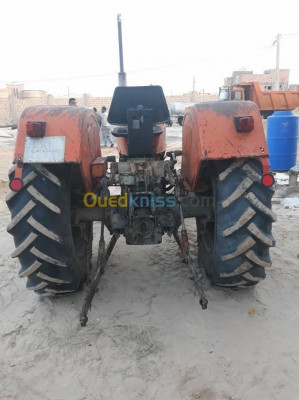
267, 111, 299, 171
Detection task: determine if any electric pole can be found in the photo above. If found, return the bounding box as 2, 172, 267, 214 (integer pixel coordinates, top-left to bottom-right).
191, 77, 195, 101
274, 34, 281, 91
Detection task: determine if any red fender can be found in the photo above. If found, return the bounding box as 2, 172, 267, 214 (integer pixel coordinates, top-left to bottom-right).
181, 101, 269, 192
13, 106, 101, 191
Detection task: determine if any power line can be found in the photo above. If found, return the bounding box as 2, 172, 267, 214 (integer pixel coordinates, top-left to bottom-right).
0, 57, 214, 86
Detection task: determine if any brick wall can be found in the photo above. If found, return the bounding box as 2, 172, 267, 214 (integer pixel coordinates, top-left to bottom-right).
0, 99, 13, 126
0, 91, 218, 127
166, 92, 218, 104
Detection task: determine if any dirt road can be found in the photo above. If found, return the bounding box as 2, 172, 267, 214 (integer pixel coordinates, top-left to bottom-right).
1, 127, 299, 400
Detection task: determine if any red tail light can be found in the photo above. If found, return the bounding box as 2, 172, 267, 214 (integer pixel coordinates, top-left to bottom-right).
9, 178, 23, 191
234, 116, 254, 133
26, 121, 46, 137
261, 174, 275, 187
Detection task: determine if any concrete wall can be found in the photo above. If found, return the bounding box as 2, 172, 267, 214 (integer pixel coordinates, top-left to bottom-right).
289, 84, 299, 91
0, 91, 218, 127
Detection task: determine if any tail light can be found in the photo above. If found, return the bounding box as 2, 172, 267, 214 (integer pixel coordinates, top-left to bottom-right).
261, 173, 275, 187
9, 178, 23, 191
26, 121, 46, 137
234, 116, 254, 133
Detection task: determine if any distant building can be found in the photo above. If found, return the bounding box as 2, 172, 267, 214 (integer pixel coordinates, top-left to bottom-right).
289, 84, 299, 91
0, 88, 9, 99
6, 83, 24, 98
4, 83, 46, 99
224, 69, 289, 90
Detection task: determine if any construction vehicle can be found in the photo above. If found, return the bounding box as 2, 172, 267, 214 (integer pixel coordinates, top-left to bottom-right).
219, 81, 299, 118
170, 102, 192, 125
6, 19, 276, 326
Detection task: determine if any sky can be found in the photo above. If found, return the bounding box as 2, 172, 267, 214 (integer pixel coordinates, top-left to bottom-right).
0, 0, 298, 97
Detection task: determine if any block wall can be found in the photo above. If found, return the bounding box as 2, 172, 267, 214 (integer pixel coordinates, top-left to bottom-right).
0, 91, 218, 127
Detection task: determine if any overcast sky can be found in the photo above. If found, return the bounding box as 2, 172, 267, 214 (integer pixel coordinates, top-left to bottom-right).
0, 0, 298, 97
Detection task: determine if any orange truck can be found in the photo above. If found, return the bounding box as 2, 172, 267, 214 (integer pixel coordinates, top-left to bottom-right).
219, 82, 299, 118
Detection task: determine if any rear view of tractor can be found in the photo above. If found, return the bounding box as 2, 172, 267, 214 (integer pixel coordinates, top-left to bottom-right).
6, 17, 276, 324
6, 84, 276, 324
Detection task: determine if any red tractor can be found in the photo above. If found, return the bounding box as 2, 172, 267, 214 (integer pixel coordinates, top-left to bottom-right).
6, 84, 276, 325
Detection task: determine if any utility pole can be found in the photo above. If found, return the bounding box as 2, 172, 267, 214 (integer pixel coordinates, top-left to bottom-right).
274, 34, 281, 91
117, 14, 127, 87
191, 77, 195, 102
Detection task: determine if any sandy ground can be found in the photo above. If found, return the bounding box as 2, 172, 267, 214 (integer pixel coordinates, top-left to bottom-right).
1, 126, 299, 400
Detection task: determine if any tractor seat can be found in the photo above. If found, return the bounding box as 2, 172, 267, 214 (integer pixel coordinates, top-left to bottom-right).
111, 125, 163, 138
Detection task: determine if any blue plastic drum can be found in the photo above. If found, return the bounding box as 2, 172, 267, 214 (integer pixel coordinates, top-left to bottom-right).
267, 111, 299, 171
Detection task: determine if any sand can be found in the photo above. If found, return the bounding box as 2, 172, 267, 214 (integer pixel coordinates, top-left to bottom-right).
0, 128, 299, 400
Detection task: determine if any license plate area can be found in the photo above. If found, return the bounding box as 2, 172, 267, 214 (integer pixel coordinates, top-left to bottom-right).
23, 137, 66, 162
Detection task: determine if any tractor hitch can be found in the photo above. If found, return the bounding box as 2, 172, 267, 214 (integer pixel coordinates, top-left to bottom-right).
176, 206, 208, 310
80, 232, 120, 327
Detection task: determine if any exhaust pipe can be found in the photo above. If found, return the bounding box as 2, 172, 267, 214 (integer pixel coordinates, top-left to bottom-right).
117, 14, 127, 86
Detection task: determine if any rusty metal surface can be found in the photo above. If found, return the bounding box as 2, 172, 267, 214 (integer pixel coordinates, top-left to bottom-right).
118, 159, 165, 186
14, 106, 101, 191
91, 157, 108, 178
178, 206, 208, 309
80, 233, 120, 327
181, 101, 268, 192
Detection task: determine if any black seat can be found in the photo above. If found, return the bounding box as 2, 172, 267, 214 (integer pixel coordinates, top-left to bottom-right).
108, 86, 170, 125
108, 86, 169, 158
111, 125, 164, 138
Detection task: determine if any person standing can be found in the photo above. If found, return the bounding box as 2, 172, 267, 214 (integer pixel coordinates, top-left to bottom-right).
100, 106, 114, 147
93, 107, 102, 127
69, 98, 77, 106
93, 107, 103, 143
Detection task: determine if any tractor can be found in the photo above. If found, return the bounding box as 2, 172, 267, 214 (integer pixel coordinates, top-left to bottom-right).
6, 16, 276, 325
6, 84, 276, 325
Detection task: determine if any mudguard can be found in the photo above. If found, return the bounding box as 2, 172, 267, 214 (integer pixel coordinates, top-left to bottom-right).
181, 101, 269, 192
13, 106, 101, 191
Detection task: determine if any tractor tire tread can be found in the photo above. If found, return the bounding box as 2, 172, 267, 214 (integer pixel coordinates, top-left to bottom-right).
200, 159, 275, 287
7, 164, 89, 294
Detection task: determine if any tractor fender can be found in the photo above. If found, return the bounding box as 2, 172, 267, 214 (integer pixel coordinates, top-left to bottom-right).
181, 101, 269, 192
13, 106, 101, 191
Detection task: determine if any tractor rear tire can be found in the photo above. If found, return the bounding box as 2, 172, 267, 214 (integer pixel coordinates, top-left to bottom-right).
6, 164, 92, 294
198, 158, 276, 287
